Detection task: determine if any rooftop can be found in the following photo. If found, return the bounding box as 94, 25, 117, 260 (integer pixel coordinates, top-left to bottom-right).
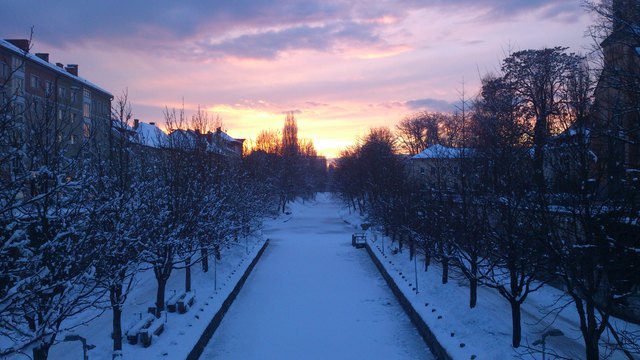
412, 144, 473, 159
0, 39, 113, 97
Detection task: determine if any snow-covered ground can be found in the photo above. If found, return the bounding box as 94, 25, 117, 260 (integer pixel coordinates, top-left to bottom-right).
340, 201, 640, 359
6, 232, 266, 360
200, 194, 433, 360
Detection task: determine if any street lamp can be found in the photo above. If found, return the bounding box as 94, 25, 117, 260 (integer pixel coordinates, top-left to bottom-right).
214, 254, 218, 293
414, 251, 419, 293
532, 329, 564, 360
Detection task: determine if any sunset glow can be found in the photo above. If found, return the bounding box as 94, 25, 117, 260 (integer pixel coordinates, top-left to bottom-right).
2, 0, 594, 157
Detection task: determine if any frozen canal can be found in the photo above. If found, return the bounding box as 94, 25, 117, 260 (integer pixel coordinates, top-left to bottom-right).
200, 195, 433, 360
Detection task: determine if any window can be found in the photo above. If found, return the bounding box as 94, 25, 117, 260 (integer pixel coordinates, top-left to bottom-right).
70, 89, 78, 104
58, 109, 63, 121
69, 135, 77, 145
1, 61, 8, 78
45, 80, 53, 96
30, 75, 41, 89
83, 103, 91, 118
12, 56, 24, 71
83, 123, 90, 138
13, 78, 24, 95
69, 112, 77, 122
83, 88, 91, 99
58, 86, 66, 99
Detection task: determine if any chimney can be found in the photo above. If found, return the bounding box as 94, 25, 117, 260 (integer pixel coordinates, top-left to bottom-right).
5, 39, 30, 52
133, 119, 139, 129
56, 62, 64, 68
65, 64, 78, 76
35, 53, 49, 62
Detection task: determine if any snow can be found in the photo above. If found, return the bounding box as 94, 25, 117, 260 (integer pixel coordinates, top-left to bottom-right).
5, 234, 267, 360
135, 122, 168, 148
8, 195, 635, 359
340, 207, 640, 359
200, 194, 433, 360
212, 130, 241, 144
413, 144, 472, 159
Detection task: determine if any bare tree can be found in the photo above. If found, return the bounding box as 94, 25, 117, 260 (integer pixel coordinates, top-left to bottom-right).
395, 111, 442, 155
501, 47, 584, 194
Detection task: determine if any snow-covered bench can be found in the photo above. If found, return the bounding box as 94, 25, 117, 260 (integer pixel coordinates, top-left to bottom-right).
178, 291, 196, 314
352, 233, 366, 248
125, 313, 155, 345
139, 315, 165, 347
166, 291, 186, 313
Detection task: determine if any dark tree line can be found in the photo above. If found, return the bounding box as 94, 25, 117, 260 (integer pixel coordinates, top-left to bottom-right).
0, 61, 279, 360
334, 36, 639, 359
246, 112, 328, 213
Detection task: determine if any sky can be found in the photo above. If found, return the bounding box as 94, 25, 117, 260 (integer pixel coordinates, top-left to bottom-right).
2, 0, 595, 157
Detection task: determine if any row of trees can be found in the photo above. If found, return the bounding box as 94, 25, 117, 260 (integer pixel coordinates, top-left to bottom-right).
246, 112, 328, 212
0, 69, 278, 360
335, 36, 639, 360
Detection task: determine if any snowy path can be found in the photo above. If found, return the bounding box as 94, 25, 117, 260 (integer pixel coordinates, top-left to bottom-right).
200, 195, 433, 360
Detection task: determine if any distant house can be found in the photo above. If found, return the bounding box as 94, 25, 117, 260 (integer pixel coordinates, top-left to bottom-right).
129, 119, 244, 158
410, 144, 474, 191
208, 127, 244, 157
133, 119, 169, 148
544, 125, 596, 193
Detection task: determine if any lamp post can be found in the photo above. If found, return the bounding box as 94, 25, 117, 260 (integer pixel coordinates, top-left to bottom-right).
414, 250, 419, 293
214, 254, 218, 293
532, 329, 564, 360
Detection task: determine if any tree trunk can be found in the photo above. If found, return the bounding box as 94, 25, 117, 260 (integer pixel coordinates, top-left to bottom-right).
441, 256, 449, 284
584, 301, 600, 360
470, 256, 478, 308
110, 285, 123, 353
156, 276, 167, 317
201, 248, 209, 272
469, 277, 477, 309
510, 300, 522, 348
424, 251, 430, 271
33, 340, 51, 360
185, 256, 192, 293
584, 333, 599, 360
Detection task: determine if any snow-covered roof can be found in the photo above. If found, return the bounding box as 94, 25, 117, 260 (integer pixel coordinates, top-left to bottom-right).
136, 122, 168, 148
168, 129, 198, 148
215, 130, 240, 143
412, 144, 472, 159
0, 39, 112, 97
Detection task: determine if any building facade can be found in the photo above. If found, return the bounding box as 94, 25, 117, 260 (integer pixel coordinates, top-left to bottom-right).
1, 39, 113, 158
590, 0, 640, 189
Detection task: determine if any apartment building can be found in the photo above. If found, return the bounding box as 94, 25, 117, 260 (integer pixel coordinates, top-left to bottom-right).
0, 38, 113, 157
590, 0, 640, 190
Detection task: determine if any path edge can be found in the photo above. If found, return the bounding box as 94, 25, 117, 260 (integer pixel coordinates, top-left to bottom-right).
185, 239, 270, 360
365, 242, 453, 360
